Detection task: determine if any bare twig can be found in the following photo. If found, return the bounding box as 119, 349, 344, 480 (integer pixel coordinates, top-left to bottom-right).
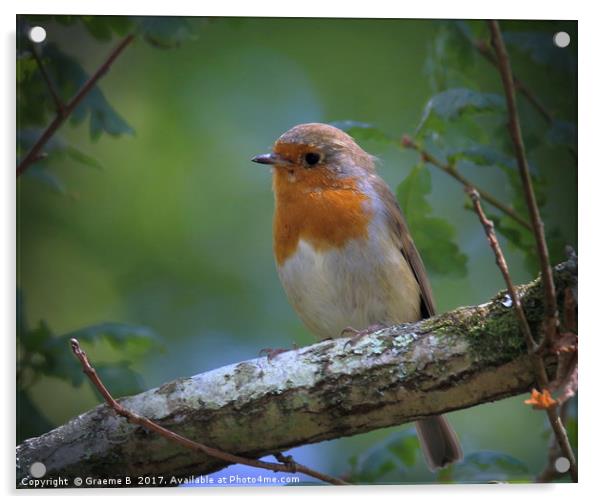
467, 187, 577, 482
29, 42, 65, 116
17, 34, 135, 177
473, 38, 577, 161
402, 135, 532, 230
472, 39, 554, 125
69, 338, 348, 486
466, 189, 541, 358
488, 20, 561, 355
536, 400, 573, 483
18, 280, 575, 484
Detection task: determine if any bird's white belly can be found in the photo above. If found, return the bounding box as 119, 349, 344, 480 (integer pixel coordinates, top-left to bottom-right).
276, 235, 421, 340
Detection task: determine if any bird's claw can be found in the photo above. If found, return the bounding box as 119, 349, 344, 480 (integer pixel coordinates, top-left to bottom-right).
259, 348, 289, 361
259, 342, 298, 361
342, 323, 387, 349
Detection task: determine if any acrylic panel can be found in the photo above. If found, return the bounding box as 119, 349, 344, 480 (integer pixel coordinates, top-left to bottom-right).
16, 15, 578, 488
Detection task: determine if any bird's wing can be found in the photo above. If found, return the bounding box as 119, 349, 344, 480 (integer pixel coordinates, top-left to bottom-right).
372, 175, 437, 318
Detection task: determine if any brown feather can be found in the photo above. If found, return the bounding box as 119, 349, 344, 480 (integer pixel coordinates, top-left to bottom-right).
371, 175, 437, 318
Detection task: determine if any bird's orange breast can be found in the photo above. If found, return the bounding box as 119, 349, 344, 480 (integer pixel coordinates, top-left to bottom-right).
272, 168, 372, 265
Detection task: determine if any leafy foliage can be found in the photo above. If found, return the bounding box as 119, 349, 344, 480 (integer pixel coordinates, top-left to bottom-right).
397, 164, 468, 277
17, 296, 162, 442
445, 143, 516, 170
17, 15, 198, 194
18, 129, 102, 194
17, 15, 198, 444
347, 431, 421, 483
135, 16, 197, 48
424, 22, 476, 92
437, 451, 531, 483
416, 88, 505, 138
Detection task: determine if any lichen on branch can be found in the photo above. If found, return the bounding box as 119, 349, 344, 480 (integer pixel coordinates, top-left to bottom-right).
16, 260, 576, 485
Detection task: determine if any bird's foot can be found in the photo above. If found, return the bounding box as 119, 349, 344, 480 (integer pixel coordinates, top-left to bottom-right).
259, 342, 298, 361
342, 323, 387, 348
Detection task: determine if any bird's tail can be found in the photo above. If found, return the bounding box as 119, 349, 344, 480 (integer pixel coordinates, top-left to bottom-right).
415, 415, 463, 471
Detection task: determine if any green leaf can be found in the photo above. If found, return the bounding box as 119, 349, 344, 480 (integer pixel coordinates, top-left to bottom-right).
18, 129, 103, 194
385, 431, 421, 468
37, 334, 87, 387
41, 44, 134, 140
446, 144, 516, 169
94, 362, 146, 398
438, 451, 530, 483
65, 146, 104, 170
414, 219, 468, 276
82, 16, 115, 42
348, 431, 422, 483
81, 88, 136, 140
397, 163, 431, 217
18, 129, 103, 171
81, 16, 135, 41
64, 322, 162, 353
397, 165, 468, 277
417, 88, 505, 136
20, 320, 54, 354
330, 120, 395, 144
135, 17, 196, 49
22, 319, 160, 389
424, 21, 477, 92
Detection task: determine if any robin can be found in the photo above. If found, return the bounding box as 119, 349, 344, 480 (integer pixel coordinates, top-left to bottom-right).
252, 122, 462, 471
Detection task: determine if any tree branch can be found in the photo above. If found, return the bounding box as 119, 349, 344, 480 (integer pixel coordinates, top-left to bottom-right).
402, 135, 532, 231
30, 42, 65, 116
466, 188, 540, 354
488, 21, 560, 355
467, 186, 577, 483
472, 39, 554, 125
536, 399, 573, 483
16, 260, 576, 486
68, 338, 347, 486
17, 34, 135, 177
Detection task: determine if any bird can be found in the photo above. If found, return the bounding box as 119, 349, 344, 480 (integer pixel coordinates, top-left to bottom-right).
251, 122, 462, 471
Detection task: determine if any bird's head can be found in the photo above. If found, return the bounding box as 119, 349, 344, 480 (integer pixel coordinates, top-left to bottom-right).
251, 123, 375, 191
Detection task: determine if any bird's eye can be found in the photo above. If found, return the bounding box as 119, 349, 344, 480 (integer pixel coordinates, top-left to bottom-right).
304, 152, 321, 166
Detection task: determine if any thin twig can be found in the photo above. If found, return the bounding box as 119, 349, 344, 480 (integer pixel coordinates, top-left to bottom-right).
466, 187, 577, 482
552, 288, 578, 402
536, 400, 572, 482
466, 188, 541, 357
70, 338, 348, 486
473, 39, 554, 125
402, 135, 532, 230
17, 34, 135, 177
488, 21, 560, 354
29, 42, 66, 116
472, 39, 576, 162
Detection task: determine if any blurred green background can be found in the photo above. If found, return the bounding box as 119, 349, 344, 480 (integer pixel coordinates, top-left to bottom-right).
17, 16, 577, 484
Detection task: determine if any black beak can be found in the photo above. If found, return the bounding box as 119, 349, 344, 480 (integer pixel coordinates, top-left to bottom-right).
251, 153, 286, 165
